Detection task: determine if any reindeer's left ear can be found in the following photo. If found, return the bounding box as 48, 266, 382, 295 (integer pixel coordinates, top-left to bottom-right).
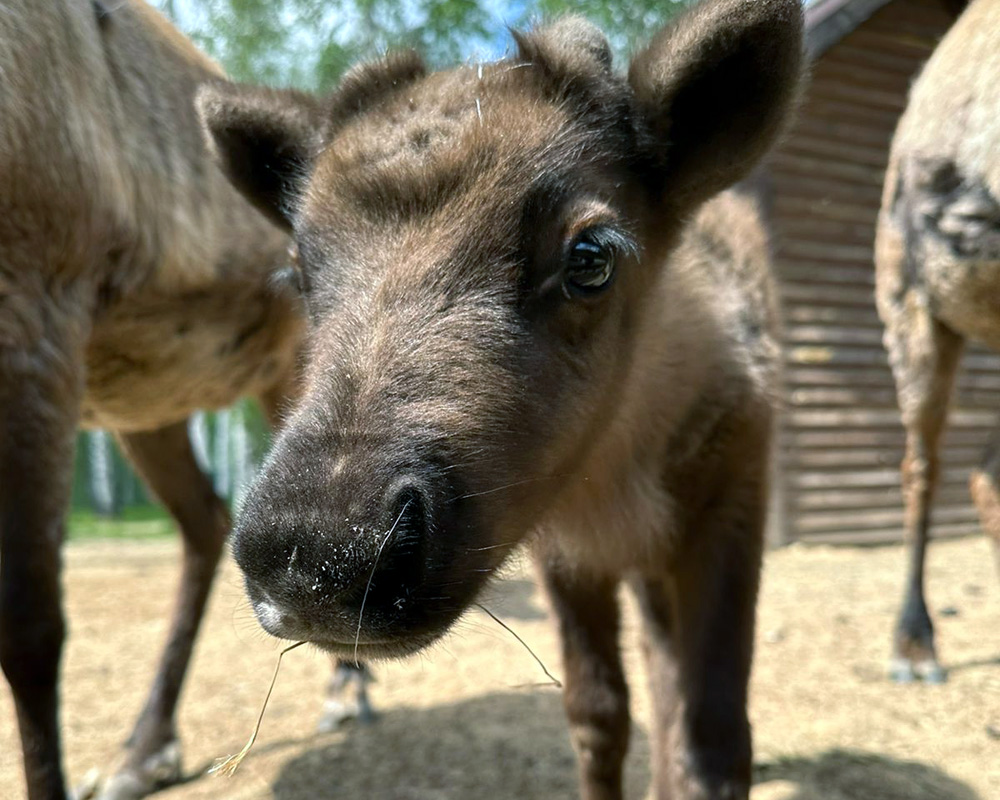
197, 83, 327, 232
629, 0, 803, 207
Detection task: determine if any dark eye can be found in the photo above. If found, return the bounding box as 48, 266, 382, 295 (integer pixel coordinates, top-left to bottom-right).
564, 233, 615, 297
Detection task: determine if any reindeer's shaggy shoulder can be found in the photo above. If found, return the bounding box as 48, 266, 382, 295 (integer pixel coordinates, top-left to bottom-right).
893, 0, 1000, 196
877, 0, 1000, 352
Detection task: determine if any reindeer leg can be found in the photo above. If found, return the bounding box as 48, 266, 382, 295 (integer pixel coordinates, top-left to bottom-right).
538, 551, 628, 800
0, 300, 88, 800
885, 314, 963, 683
630, 577, 682, 799
316, 660, 375, 732
656, 474, 766, 800
969, 431, 1000, 593
89, 421, 228, 800
257, 376, 377, 731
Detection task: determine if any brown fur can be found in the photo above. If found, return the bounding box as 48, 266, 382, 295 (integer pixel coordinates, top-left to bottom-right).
875, 0, 1000, 683
203, 1, 803, 798
0, 3, 309, 799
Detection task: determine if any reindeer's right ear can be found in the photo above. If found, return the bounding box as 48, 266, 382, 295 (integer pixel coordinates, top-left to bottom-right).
197, 83, 326, 232
628, 0, 803, 207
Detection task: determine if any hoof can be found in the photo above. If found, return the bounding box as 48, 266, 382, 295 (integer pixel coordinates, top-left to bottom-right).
889, 657, 947, 684
889, 658, 916, 683
316, 698, 377, 733
75, 741, 183, 800
357, 700, 377, 725
318, 662, 377, 732
918, 660, 947, 684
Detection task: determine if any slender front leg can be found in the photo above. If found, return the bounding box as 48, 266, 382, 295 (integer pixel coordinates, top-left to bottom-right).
316, 660, 375, 732
537, 551, 628, 800
647, 474, 767, 800
0, 302, 88, 800
93, 422, 230, 800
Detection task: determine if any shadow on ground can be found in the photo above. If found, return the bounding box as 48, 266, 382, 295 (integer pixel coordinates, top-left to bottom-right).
753, 749, 982, 800
270, 707, 981, 800
271, 691, 651, 800
945, 653, 1000, 675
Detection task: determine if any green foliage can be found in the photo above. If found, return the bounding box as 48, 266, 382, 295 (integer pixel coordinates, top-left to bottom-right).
67, 507, 175, 541
536, 0, 688, 61
72, 398, 270, 521
153, 0, 689, 89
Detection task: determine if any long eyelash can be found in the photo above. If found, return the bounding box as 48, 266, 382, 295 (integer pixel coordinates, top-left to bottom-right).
585, 225, 640, 261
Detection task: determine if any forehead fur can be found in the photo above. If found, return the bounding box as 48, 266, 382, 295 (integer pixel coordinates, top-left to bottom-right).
302, 21, 637, 230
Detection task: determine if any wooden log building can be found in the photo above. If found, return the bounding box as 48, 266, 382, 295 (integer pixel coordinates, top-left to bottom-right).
767, 0, 998, 545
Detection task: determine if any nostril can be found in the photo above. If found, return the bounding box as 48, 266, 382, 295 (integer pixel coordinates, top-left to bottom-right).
382, 476, 431, 547
337, 479, 430, 612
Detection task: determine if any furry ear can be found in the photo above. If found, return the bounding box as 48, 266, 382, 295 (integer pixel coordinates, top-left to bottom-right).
513, 16, 613, 89
197, 83, 326, 232
197, 52, 424, 231
629, 0, 803, 206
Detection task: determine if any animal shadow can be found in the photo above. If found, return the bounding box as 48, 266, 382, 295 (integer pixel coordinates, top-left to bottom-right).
752, 748, 982, 800
272, 691, 651, 800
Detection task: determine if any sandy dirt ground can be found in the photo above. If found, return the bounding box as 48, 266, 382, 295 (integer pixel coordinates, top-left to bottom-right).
1, 536, 998, 800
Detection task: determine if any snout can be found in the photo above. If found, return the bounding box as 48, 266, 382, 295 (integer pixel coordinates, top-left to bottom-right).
233, 467, 450, 657
233, 428, 504, 659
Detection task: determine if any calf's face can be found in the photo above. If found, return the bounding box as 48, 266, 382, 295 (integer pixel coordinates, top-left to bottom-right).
200, 0, 801, 659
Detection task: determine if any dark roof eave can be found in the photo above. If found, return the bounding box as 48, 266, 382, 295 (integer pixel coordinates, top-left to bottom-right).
805, 0, 895, 58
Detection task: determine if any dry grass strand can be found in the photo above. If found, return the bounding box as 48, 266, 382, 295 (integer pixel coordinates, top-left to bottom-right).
209, 640, 306, 777
476, 603, 562, 689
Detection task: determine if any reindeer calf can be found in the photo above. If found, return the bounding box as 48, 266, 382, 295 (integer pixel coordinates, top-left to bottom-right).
201, 0, 803, 797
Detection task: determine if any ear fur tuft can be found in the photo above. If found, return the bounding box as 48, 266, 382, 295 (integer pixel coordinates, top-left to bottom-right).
515, 16, 613, 74
327, 50, 427, 126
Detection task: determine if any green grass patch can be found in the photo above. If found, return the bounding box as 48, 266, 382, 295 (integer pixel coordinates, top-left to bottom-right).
67, 506, 176, 541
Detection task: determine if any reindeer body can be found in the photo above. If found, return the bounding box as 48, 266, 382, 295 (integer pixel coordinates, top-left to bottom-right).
539, 190, 779, 576
202, 2, 803, 797
876, 0, 1000, 682
531, 191, 779, 799
81, 278, 301, 432
0, 3, 313, 799
1, 0, 302, 427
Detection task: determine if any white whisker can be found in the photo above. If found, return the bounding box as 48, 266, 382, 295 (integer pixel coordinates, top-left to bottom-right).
465, 541, 518, 552
455, 473, 563, 501
353, 500, 411, 667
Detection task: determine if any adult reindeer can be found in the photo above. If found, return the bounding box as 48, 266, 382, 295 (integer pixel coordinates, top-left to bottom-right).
876, 0, 1000, 683
200, 0, 804, 797
0, 3, 369, 799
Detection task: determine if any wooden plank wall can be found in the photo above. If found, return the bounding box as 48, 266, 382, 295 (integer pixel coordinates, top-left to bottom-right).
769, 0, 1000, 545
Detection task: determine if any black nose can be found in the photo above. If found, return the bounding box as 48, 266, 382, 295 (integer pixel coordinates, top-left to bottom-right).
232, 473, 430, 628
